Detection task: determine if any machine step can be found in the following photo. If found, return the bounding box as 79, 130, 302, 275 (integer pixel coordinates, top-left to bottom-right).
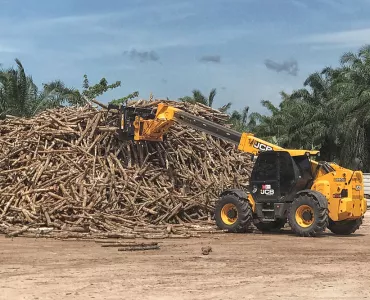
262, 218, 275, 222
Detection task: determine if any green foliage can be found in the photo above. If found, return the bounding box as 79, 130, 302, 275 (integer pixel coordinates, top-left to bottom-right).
245, 44, 370, 170
81, 75, 121, 100
0, 59, 38, 118
5, 45, 370, 171
109, 91, 140, 105
0, 60, 132, 118
34, 80, 84, 115
218, 102, 232, 113
229, 106, 250, 132
179, 88, 232, 113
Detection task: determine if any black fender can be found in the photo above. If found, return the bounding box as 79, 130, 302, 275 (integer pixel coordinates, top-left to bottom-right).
219, 188, 255, 214
220, 189, 249, 200
295, 189, 328, 208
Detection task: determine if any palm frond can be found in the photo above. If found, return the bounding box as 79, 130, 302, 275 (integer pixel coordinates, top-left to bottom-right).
208, 88, 216, 107
192, 89, 208, 105
218, 102, 232, 113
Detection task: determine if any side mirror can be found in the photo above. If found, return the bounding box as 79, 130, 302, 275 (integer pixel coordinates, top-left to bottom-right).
354, 157, 363, 170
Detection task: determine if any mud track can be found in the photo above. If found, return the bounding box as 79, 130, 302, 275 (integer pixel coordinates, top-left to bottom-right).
1, 213, 370, 300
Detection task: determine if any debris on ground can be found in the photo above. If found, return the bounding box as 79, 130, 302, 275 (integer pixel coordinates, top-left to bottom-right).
201, 246, 212, 255
95, 240, 160, 251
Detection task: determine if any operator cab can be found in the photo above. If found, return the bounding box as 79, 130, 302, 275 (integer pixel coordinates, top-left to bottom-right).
248, 151, 313, 220
249, 151, 313, 202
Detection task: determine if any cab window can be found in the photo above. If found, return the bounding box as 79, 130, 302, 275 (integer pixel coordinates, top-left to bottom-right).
251, 152, 277, 181
279, 152, 296, 191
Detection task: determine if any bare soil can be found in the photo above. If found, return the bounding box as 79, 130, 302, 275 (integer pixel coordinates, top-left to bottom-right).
1, 214, 370, 300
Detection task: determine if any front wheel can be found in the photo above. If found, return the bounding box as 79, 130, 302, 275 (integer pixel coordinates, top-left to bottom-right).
288, 193, 328, 237
214, 194, 253, 233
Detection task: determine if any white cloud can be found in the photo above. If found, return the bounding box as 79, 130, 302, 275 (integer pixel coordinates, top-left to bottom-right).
0, 0, 300, 114
0, 1, 250, 62
293, 28, 370, 48
0, 21, 251, 65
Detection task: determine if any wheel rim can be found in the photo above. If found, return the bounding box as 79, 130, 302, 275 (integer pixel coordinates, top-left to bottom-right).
295, 205, 314, 228
221, 203, 238, 225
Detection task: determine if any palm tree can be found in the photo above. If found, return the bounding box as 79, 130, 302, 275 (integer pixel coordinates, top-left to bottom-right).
0, 59, 94, 118
328, 45, 370, 167
221, 44, 370, 170
33, 80, 85, 115
179, 89, 213, 106
282, 71, 338, 157
0, 60, 133, 120
229, 106, 249, 132
0, 58, 38, 118
246, 99, 286, 145
218, 102, 232, 113
179, 88, 232, 113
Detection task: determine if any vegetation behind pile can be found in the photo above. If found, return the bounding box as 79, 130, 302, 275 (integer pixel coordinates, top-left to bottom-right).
2, 45, 370, 171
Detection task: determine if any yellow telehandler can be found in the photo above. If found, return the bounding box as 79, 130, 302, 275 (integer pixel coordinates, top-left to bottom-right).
108, 102, 367, 237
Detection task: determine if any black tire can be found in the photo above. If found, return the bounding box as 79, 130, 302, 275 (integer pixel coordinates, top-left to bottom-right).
328, 218, 363, 235
214, 193, 253, 233
288, 192, 329, 237
254, 218, 286, 232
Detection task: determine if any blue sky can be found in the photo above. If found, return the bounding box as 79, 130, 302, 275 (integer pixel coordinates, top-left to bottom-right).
1, 0, 370, 113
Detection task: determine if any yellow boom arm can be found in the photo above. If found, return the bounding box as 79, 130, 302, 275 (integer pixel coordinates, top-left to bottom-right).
131, 103, 319, 157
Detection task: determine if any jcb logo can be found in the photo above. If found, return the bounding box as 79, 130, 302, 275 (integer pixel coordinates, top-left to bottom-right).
253, 141, 273, 152
261, 189, 275, 195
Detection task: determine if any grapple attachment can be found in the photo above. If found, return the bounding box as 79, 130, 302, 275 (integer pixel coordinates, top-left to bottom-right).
107, 103, 157, 141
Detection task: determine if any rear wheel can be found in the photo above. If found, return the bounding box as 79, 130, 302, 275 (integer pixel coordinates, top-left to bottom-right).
214, 194, 253, 233
288, 193, 328, 237
254, 219, 286, 232
328, 218, 363, 235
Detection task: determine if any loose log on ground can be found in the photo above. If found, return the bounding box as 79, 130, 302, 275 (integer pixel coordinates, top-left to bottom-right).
101, 242, 158, 248
117, 244, 160, 251
6, 226, 30, 237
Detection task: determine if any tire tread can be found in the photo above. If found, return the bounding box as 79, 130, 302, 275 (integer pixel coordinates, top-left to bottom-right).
214, 193, 253, 233
328, 217, 363, 235
288, 193, 329, 237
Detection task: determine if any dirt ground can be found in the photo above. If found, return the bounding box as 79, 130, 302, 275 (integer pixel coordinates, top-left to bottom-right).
1, 214, 370, 300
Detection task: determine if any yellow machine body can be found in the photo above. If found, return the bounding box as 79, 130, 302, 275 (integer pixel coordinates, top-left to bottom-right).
309, 162, 367, 221
242, 160, 367, 221
121, 102, 366, 225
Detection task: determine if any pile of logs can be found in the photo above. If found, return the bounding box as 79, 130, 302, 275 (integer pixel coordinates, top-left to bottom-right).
0, 99, 253, 238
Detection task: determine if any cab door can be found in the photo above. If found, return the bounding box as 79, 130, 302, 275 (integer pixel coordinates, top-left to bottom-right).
249, 151, 280, 203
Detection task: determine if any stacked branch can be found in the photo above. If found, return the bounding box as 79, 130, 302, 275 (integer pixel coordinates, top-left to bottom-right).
0, 99, 252, 238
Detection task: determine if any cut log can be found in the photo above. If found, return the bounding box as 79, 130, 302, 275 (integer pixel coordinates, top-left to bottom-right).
117, 244, 160, 251
0, 99, 252, 239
